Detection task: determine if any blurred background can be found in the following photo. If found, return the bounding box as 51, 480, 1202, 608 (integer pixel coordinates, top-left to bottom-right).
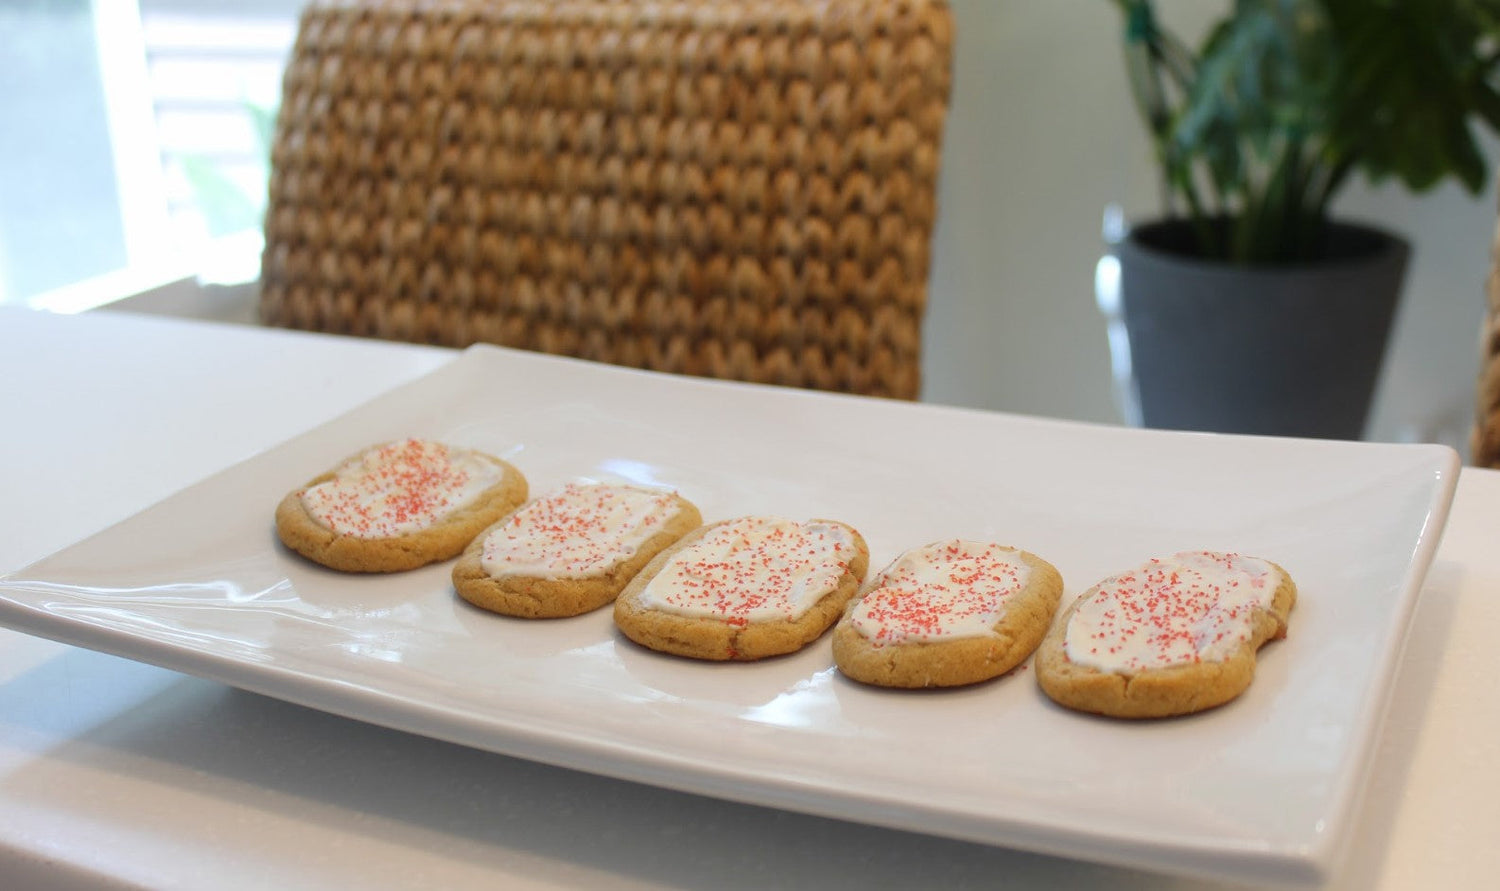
2, 0, 1494, 448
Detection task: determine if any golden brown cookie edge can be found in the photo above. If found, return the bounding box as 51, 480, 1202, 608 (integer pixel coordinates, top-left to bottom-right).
1035, 560, 1297, 719
274, 447, 528, 573
614, 518, 871, 661
453, 490, 704, 618
832, 547, 1064, 688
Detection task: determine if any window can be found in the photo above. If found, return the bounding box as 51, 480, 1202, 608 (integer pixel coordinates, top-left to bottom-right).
0, 0, 300, 310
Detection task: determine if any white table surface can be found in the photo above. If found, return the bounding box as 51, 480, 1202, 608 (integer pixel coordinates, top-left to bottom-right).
0, 305, 1495, 890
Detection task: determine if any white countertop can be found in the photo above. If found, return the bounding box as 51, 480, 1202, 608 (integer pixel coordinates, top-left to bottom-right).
1, 305, 1496, 890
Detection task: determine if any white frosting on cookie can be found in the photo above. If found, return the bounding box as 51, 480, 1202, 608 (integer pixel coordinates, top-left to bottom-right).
300, 439, 504, 539
1063, 550, 1282, 672
637, 516, 859, 625
848, 540, 1032, 643
479, 483, 681, 579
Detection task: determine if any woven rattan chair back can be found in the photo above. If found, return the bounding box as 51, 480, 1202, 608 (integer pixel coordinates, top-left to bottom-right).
258, 0, 953, 399
1475, 190, 1500, 466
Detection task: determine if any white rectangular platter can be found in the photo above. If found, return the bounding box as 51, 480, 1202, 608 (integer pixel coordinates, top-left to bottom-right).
0, 344, 1459, 886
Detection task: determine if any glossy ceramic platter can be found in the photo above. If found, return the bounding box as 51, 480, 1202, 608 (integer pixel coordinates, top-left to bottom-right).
0, 345, 1458, 885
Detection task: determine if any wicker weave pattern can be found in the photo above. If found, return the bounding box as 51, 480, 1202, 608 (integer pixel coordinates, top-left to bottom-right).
258, 0, 952, 398
1474, 192, 1500, 466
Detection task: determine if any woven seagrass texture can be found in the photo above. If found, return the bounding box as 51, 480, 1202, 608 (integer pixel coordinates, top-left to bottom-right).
259, 0, 953, 398
1473, 189, 1500, 467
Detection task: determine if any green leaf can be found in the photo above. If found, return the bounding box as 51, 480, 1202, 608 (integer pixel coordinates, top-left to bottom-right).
180, 155, 263, 237
1111, 0, 1500, 262
246, 100, 279, 157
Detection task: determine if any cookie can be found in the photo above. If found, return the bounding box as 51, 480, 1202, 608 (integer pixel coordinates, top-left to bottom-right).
1035, 551, 1296, 718
275, 438, 528, 573
614, 516, 869, 661
832, 540, 1063, 688
453, 482, 701, 618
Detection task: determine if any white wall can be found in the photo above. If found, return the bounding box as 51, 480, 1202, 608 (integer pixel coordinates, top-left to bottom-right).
923, 1, 1499, 450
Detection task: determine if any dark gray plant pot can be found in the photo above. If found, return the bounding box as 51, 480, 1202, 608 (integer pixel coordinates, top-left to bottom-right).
1116, 219, 1409, 439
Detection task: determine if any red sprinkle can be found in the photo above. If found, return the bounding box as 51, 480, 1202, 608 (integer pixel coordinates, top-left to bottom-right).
645, 518, 856, 622
852, 541, 1027, 644
1067, 551, 1274, 670
302, 439, 483, 539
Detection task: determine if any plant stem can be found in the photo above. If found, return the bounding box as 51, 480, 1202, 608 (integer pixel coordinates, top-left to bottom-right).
1310, 154, 1357, 221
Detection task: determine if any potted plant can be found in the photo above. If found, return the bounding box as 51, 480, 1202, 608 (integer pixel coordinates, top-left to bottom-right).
1103, 0, 1500, 438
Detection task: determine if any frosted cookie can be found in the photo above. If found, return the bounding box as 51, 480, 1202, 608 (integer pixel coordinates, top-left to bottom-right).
1035, 551, 1296, 718
275, 438, 527, 573
832, 540, 1063, 688
614, 516, 869, 661
453, 482, 701, 618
